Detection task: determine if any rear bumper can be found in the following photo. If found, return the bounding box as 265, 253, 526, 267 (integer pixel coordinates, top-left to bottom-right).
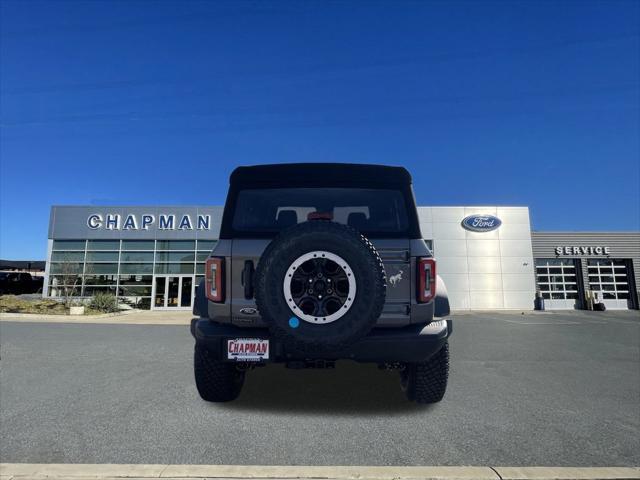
191, 318, 451, 363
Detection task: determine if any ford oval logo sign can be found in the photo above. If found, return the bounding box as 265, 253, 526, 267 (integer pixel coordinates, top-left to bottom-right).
461, 214, 502, 232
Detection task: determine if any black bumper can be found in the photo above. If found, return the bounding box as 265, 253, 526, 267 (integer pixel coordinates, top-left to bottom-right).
191, 318, 451, 363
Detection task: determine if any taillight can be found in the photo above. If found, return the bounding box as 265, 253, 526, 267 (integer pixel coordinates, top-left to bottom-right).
205, 257, 224, 302
417, 257, 436, 303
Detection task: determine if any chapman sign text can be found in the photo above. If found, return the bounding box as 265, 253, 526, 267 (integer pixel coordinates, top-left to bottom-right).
555, 246, 611, 256
87, 213, 211, 231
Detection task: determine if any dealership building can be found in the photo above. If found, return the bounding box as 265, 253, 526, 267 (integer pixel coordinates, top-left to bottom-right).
44, 206, 640, 311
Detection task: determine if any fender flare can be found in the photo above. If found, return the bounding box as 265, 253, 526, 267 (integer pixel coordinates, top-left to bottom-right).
434, 275, 450, 317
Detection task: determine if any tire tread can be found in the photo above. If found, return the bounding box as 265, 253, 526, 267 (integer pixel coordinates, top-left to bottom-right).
403, 342, 449, 404
194, 346, 245, 402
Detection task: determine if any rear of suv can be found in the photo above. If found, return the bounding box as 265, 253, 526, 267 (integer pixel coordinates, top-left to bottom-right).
191, 163, 451, 404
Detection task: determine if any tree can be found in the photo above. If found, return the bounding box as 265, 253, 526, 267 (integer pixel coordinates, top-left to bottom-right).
50, 254, 83, 308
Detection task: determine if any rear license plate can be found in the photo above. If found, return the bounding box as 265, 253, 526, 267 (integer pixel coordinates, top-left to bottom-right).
227, 338, 269, 361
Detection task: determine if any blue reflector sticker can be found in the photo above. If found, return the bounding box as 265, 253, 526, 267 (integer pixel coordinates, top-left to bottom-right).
289, 317, 300, 328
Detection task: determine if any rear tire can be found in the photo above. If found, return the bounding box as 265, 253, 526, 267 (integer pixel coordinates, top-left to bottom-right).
194, 345, 245, 402
401, 342, 449, 404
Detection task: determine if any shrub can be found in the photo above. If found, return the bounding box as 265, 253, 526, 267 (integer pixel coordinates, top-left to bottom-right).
89, 293, 119, 313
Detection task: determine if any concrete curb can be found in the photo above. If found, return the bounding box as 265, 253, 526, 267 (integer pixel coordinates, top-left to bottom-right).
495, 467, 640, 480
1, 464, 638, 480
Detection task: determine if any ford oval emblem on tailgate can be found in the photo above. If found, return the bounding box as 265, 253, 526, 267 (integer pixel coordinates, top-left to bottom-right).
239, 307, 257, 315
461, 214, 502, 232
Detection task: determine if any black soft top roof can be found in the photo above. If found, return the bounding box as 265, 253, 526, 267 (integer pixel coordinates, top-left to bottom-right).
230, 163, 412, 187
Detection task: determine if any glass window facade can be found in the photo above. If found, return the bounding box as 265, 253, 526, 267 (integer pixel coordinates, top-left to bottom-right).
87, 240, 120, 250
48, 239, 216, 309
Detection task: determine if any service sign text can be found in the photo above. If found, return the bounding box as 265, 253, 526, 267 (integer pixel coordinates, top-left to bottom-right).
555, 246, 611, 256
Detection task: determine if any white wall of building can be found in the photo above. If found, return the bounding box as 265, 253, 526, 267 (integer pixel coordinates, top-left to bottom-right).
418, 207, 536, 310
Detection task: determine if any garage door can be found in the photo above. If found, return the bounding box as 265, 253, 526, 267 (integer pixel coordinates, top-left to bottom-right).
536, 258, 580, 309
587, 259, 632, 310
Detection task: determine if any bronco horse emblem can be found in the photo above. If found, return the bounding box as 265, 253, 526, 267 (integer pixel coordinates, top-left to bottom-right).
389, 269, 403, 286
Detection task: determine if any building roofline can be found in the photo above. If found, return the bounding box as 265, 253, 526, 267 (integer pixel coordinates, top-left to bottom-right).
50, 205, 223, 209
532, 230, 640, 234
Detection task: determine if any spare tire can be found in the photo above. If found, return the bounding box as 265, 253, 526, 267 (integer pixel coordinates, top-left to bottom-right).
254, 221, 386, 351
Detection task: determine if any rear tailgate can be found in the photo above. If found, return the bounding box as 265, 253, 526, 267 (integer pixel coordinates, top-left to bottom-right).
230, 238, 413, 327
370, 239, 412, 326
230, 239, 270, 326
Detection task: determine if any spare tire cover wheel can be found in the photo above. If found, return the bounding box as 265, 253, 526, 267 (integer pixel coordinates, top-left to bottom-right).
254, 222, 387, 350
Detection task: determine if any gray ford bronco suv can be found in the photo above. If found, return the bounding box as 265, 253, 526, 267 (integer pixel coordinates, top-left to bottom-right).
191, 163, 452, 404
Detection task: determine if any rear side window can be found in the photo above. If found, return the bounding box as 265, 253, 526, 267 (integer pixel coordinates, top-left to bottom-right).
231, 188, 409, 236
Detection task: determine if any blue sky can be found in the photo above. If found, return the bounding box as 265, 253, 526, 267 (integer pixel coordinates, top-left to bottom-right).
1, 0, 638, 260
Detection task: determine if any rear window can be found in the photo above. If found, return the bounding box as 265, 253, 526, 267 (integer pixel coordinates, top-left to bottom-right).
231, 188, 410, 236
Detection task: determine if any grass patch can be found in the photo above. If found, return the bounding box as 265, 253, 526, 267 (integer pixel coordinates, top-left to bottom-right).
0, 295, 107, 315
0, 295, 69, 314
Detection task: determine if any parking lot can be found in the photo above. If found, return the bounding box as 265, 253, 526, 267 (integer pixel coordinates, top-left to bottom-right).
1, 311, 638, 467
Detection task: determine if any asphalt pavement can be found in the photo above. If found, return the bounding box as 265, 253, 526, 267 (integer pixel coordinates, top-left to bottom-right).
1, 311, 638, 466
